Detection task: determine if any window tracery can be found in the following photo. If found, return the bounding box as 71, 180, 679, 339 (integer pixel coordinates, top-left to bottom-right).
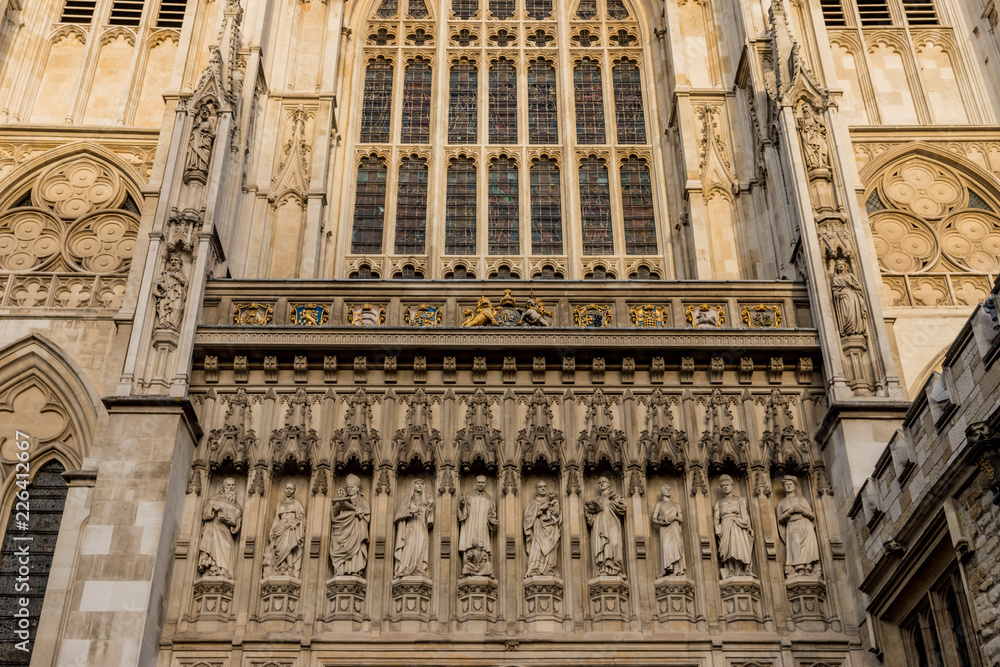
395, 157, 429, 254
351, 156, 388, 254
489, 156, 520, 254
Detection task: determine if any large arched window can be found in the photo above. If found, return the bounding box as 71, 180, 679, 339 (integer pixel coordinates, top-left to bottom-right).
348, 0, 661, 278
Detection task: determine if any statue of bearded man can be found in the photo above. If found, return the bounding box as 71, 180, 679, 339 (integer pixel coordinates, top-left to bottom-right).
198, 477, 243, 579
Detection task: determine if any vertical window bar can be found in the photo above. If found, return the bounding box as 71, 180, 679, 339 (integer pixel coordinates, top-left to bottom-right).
401, 59, 432, 143
448, 60, 478, 144
453, 0, 478, 20
488, 156, 520, 254
395, 157, 429, 254
612, 59, 646, 144
530, 157, 563, 254
574, 59, 606, 145
607, 0, 629, 19
489, 0, 514, 19
579, 156, 613, 254
156, 0, 188, 28
526, 0, 552, 20
446, 157, 477, 254
352, 156, 388, 254
360, 58, 394, 143
528, 59, 558, 145
489, 59, 517, 144
620, 157, 656, 254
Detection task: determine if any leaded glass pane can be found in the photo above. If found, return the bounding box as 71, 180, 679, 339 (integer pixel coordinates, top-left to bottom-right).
401, 59, 432, 143
607, 0, 629, 19
530, 157, 562, 254
526, 0, 552, 19
446, 158, 477, 254
613, 59, 645, 144
528, 60, 558, 144
453, 0, 477, 20
395, 157, 429, 254
620, 157, 656, 254
490, 60, 517, 144
490, 0, 514, 19
575, 0, 597, 19
574, 59, 605, 144
376, 0, 397, 18
408, 0, 428, 18
489, 157, 519, 254
449, 60, 478, 143
579, 157, 613, 254
352, 156, 388, 254
360, 58, 393, 143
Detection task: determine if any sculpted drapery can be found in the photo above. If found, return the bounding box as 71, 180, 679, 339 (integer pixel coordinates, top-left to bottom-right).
458, 475, 498, 576
651, 484, 684, 577
198, 477, 242, 579
776, 476, 821, 578
714, 474, 754, 579
523, 480, 562, 578
584, 476, 627, 578
394, 479, 434, 578
831, 258, 868, 336
330, 474, 371, 577
263, 482, 306, 579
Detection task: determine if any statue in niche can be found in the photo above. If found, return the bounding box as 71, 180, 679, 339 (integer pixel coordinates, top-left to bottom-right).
651, 484, 685, 577
518, 295, 553, 326
458, 475, 497, 577
831, 258, 868, 336
262, 482, 306, 579
714, 474, 754, 578
776, 475, 821, 579
523, 480, 562, 578
329, 474, 371, 577
198, 477, 242, 579
584, 476, 627, 577
153, 254, 188, 331
393, 479, 434, 578
462, 539, 492, 576
185, 102, 218, 176
796, 100, 829, 171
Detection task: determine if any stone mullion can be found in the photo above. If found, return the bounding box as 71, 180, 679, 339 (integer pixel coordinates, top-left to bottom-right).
555, 0, 581, 278
751, 473, 784, 629
809, 478, 847, 633
368, 467, 394, 634
435, 466, 455, 633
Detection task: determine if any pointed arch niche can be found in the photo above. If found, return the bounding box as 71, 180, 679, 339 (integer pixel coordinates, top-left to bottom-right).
334, 0, 671, 280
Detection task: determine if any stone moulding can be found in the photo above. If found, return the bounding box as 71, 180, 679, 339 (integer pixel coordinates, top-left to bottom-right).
653, 576, 696, 623
523, 575, 563, 622
325, 575, 366, 623
785, 576, 827, 629
191, 576, 235, 622
719, 576, 762, 623
457, 575, 498, 622
588, 576, 629, 622
259, 577, 301, 622
391, 575, 432, 622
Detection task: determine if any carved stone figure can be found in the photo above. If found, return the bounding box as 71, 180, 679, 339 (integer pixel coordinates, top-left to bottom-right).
458, 475, 497, 576
153, 254, 188, 331
831, 258, 868, 336
714, 474, 754, 578
584, 476, 626, 577
198, 477, 242, 579
263, 482, 306, 579
776, 476, 821, 578
393, 479, 434, 578
329, 474, 371, 577
651, 484, 685, 577
462, 296, 498, 327
462, 539, 492, 576
797, 101, 829, 171
519, 295, 553, 327
185, 103, 218, 176
523, 480, 562, 578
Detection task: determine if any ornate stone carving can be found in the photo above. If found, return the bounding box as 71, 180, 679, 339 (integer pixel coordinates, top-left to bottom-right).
523, 480, 562, 578
184, 100, 219, 184
585, 476, 626, 578
153, 253, 188, 331
462, 296, 499, 326
290, 303, 329, 325
331, 389, 379, 472
831, 259, 867, 337
742, 305, 782, 328
198, 477, 242, 580
458, 475, 497, 576
233, 303, 273, 325
206, 388, 256, 470
192, 577, 234, 621
777, 475, 821, 579
630, 304, 669, 327
347, 303, 386, 326
269, 388, 318, 470
518, 389, 564, 470
762, 390, 810, 472
701, 390, 748, 472
653, 577, 696, 623
404, 304, 442, 327
329, 474, 371, 577
456, 390, 502, 472
393, 389, 440, 470
640, 389, 687, 473
651, 484, 685, 577
393, 478, 434, 578
262, 482, 305, 579
685, 304, 725, 328
714, 474, 755, 579
796, 100, 830, 172
573, 304, 612, 327
165, 207, 200, 255
579, 390, 625, 470
519, 294, 553, 326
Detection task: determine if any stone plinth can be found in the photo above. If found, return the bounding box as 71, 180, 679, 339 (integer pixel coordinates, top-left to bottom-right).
391, 575, 433, 629
785, 575, 827, 630
457, 575, 498, 628
259, 576, 301, 622
588, 576, 629, 623
191, 576, 234, 622
325, 575, 366, 624
523, 575, 563, 629
719, 576, 761, 623
653, 576, 695, 623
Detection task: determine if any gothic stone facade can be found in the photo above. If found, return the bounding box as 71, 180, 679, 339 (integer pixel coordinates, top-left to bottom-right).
0, 0, 998, 665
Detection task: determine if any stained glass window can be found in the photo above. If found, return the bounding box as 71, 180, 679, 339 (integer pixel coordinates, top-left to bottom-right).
575, 0, 597, 19
530, 157, 562, 254
620, 157, 656, 254
446, 157, 477, 254
579, 156, 613, 254
395, 157, 429, 254
525, 0, 552, 19
449, 60, 478, 144
360, 58, 393, 143
574, 59, 605, 144
607, 0, 629, 19
613, 59, 646, 144
528, 60, 558, 144
408, 0, 428, 18
490, 0, 514, 19
453, 0, 477, 20
401, 59, 432, 143
352, 156, 388, 254
376, 0, 397, 18
490, 60, 517, 144
489, 157, 520, 254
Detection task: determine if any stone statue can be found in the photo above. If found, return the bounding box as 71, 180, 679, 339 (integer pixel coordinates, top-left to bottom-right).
523, 480, 562, 578
393, 478, 434, 578
198, 477, 242, 579
329, 474, 371, 577
462, 539, 492, 576
458, 475, 497, 576
651, 484, 684, 577
776, 476, 821, 578
714, 474, 754, 578
462, 296, 498, 327
831, 258, 867, 336
584, 476, 626, 577
185, 102, 217, 176
263, 482, 306, 579
153, 254, 187, 331
519, 295, 553, 326
797, 101, 829, 171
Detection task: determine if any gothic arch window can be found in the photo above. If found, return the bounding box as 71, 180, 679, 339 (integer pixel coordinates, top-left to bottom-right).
864, 155, 1000, 307
347, 0, 661, 276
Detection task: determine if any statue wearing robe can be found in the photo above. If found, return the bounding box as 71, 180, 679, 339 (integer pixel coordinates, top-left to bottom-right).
777, 476, 821, 578
714, 475, 754, 578
263, 483, 305, 579
831, 259, 867, 336
584, 477, 626, 577
393, 479, 434, 578
198, 478, 242, 579
523, 481, 562, 578
651, 485, 684, 577
458, 476, 497, 576
329, 475, 371, 577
